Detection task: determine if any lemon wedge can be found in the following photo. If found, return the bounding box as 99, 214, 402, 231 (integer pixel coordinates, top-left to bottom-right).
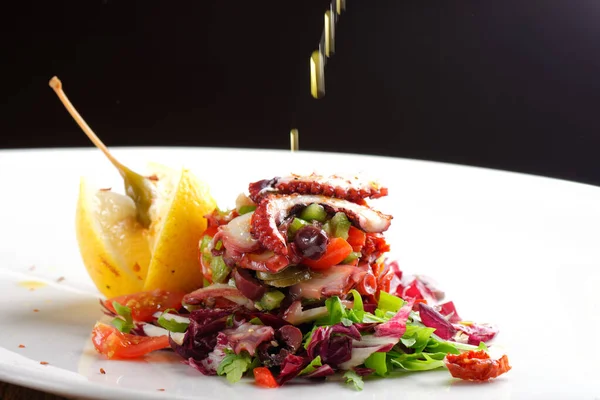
76, 163, 217, 298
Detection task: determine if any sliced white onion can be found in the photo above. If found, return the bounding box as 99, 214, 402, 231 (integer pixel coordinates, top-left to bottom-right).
141, 323, 185, 345
152, 312, 190, 324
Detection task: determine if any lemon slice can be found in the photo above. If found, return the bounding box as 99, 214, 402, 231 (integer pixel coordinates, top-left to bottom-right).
76, 163, 217, 298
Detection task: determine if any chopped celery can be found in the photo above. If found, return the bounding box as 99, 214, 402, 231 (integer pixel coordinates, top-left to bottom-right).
331, 212, 351, 239
299, 203, 328, 222
287, 217, 309, 240
210, 256, 231, 283
322, 221, 332, 236
238, 205, 256, 215
199, 235, 213, 265
341, 251, 361, 264
256, 290, 285, 311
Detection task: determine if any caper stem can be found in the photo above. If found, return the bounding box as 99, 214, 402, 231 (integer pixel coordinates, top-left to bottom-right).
49, 77, 125, 172
49, 76, 154, 228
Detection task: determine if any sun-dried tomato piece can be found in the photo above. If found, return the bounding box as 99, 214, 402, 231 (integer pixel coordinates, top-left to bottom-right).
445, 350, 511, 381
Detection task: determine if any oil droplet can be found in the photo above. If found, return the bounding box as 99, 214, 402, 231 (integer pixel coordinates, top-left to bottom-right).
18, 280, 47, 290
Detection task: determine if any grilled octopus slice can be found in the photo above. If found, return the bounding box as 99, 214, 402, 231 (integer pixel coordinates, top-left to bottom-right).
251, 194, 392, 256
248, 174, 388, 203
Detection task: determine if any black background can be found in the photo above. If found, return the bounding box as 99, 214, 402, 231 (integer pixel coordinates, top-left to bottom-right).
3, 1, 600, 186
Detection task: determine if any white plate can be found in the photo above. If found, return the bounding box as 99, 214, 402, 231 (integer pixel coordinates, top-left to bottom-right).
0, 147, 599, 400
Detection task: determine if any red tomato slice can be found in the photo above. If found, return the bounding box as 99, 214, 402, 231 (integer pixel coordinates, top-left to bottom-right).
253, 367, 279, 388
303, 237, 353, 270
104, 289, 185, 322
445, 350, 512, 381
91, 322, 170, 359
347, 226, 366, 251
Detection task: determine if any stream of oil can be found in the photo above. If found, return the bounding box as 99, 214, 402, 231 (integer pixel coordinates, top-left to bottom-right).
310, 0, 347, 99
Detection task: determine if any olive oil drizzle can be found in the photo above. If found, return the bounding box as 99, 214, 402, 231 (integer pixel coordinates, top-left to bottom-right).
310, 0, 346, 99
290, 129, 300, 152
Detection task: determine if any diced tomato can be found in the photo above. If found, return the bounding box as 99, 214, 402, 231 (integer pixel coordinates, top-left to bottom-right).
347, 226, 366, 252
91, 322, 170, 359
253, 367, 279, 388
203, 226, 219, 238
445, 350, 511, 381
303, 237, 353, 270
104, 289, 185, 322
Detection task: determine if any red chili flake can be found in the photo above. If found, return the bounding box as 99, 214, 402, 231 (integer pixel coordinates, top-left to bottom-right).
40, 361, 49, 365
157, 388, 165, 391
147, 174, 159, 181
100, 368, 106, 374
33, 309, 39, 312
56, 277, 65, 283
18, 344, 25, 348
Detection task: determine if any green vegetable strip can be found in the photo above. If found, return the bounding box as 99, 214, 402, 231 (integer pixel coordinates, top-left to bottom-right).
157, 312, 189, 333
300, 356, 323, 375
256, 290, 285, 311
299, 203, 328, 222
288, 217, 309, 240
364, 352, 388, 376
341, 251, 361, 264
331, 212, 351, 239
238, 205, 256, 215
377, 291, 404, 313
210, 256, 231, 283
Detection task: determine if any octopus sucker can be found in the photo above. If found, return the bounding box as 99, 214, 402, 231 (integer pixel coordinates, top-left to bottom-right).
248, 174, 388, 203
251, 194, 393, 256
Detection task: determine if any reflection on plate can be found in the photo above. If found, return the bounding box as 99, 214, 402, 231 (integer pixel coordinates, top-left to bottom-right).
0, 147, 599, 400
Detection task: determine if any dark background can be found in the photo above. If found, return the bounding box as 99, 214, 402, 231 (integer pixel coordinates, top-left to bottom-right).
4, 1, 600, 186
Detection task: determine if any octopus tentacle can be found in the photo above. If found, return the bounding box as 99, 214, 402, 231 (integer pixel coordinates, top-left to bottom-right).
248, 174, 388, 203
251, 194, 393, 256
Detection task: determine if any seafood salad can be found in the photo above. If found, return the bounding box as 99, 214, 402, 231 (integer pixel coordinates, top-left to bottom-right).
91, 173, 511, 389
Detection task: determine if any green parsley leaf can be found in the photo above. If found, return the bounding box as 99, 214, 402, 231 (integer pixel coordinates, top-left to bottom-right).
111, 301, 134, 333
343, 370, 364, 391
110, 317, 133, 333
217, 352, 252, 384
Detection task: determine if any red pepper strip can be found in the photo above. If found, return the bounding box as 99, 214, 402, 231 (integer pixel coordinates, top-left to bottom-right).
303, 237, 353, 270
346, 226, 366, 251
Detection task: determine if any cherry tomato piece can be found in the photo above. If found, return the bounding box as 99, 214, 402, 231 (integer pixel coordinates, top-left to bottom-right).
104, 289, 185, 322
253, 367, 279, 388
91, 322, 170, 359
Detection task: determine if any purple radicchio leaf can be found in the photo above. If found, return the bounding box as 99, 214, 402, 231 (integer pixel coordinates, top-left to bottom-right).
374, 297, 414, 338
418, 302, 456, 340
